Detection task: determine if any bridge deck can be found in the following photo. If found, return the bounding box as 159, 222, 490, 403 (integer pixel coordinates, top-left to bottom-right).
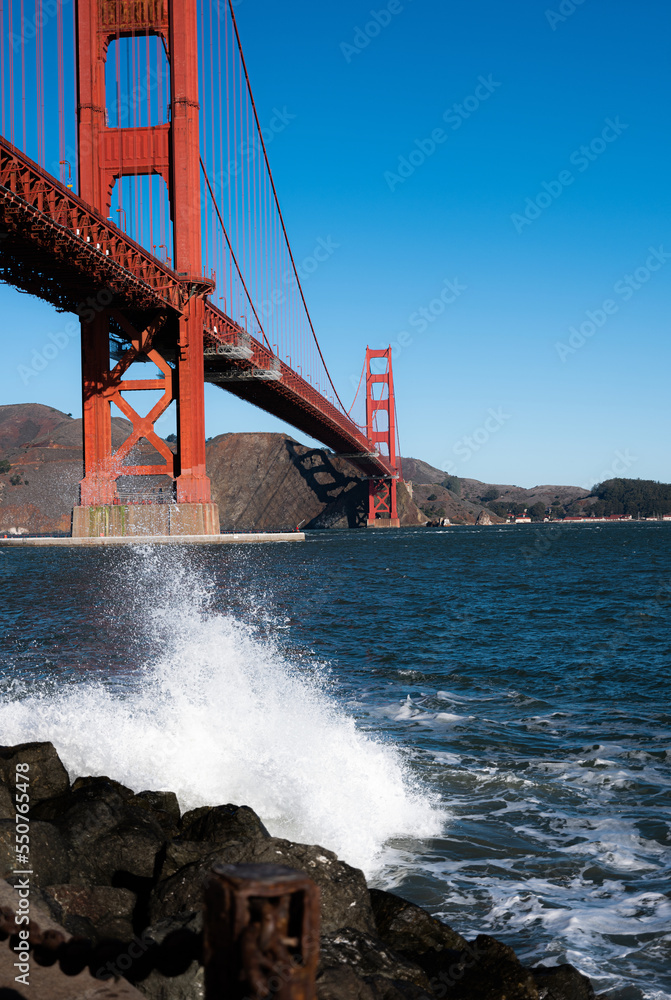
0, 136, 394, 481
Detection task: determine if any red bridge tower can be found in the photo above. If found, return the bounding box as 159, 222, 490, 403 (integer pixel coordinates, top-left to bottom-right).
73, 0, 218, 535
365, 347, 401, 528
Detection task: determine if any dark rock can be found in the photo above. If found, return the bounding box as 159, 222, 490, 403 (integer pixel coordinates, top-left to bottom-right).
0, 819, 70, 886
317, 964, 429, 1000
369, 888, 468, 976
180, 803, 270, 842
317, 964, 377, 1000
134, 912, 204, 1000
41, 884, 136, 943
135, 791, 181, 832
437, 935, 538, 1000
71, 774, 136, 799
319, 928, 430, 990
33, 775, 134, 825
0, 786, 14, 821
32, 776, 168, 886
0, 742, 70, 805
158, 804, 271, 881
243, 841, 374, 936
151, 836, 375, 936
531, 964, 595, 1000
160, 840, 220, 880
370, 982, 431, 1000
79, 821, 165, 886
144, 909, 203, 945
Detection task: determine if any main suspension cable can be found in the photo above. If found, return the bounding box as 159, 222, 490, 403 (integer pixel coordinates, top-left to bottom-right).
201, 156, 272, 350
226, 0, 347, 414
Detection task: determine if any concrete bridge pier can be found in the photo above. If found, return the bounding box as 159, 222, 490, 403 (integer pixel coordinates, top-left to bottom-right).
72, 504, 220, 538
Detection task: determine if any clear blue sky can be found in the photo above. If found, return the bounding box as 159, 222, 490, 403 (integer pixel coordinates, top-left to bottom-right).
1, 0, 669, 488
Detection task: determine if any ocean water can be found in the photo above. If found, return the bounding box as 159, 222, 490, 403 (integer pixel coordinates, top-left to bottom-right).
0, 523, 669, 997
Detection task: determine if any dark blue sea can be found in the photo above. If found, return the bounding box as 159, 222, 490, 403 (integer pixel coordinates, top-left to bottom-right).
1, 523, 669, 997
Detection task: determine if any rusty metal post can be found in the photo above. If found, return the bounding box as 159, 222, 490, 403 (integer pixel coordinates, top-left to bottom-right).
204, 864, 320, 1000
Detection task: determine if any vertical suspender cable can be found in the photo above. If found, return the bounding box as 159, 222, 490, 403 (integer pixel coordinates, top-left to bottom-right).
36, 0, 43, 164
71, 0, 78, 192
158, 32, 164, 254
147, 32, 153, 257
231, 20, 238, 318
136, 34, 141, 243
244, 65, 250, 336
115, 18, 122, 230
208, 0, 215, 280
1, 0, 4, 139
145, 32, 150, 252
57, 0, 65, 180
217, 0, 225, 307
200, 0, 207, 273
225, 5, 232, 312
8, 0, 14, 145
19, 0, 25, 149
201, 158, 271, 350
226, 0, 347, 411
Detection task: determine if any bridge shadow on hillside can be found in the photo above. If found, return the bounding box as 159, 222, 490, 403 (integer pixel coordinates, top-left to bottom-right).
285, 441, 368, 529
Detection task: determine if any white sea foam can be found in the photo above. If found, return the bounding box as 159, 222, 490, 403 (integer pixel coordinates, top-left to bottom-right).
0, 549, 444, 875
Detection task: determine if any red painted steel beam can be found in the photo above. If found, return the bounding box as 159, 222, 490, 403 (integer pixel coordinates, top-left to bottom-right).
365, 347, 399, 521
0, 134, 186, 311
203, 302, 397, 480
0, 137, 396, 483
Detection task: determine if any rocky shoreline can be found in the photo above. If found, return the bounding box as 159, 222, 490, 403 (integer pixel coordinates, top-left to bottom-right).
0, 742, 598, 999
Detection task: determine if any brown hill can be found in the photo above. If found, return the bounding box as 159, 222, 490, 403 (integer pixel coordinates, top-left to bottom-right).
0, 404, 145, 535
208, 433, 423, 531
0, 403, 72, 453
409, 482, 506, 525
458, 478, 589, 508
0, 405, 425, 534
399, 456, 447, 486
399, 458, 505, 524
400, 455, 589, 522
0, 404, 92, 535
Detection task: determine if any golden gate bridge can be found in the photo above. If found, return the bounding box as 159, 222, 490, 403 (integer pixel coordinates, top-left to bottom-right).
0, 0, 401, 535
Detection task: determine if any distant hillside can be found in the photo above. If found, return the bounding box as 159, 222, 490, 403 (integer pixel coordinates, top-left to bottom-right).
399, 455, 671, 522
458, 478, 590, 509
399, 457, 447, 486
400, 456, 590, 524
588, 478, 671, 517
0, 404, 425, 534
8, 404, 637, 534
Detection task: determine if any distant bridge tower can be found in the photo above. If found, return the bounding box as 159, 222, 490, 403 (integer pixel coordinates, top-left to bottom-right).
73, 0, 218, 535
365, 347, 400, 528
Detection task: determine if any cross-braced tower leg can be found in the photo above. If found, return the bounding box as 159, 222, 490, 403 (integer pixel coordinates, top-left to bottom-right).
72, 0, 218, 536
365, 347, 401, 528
